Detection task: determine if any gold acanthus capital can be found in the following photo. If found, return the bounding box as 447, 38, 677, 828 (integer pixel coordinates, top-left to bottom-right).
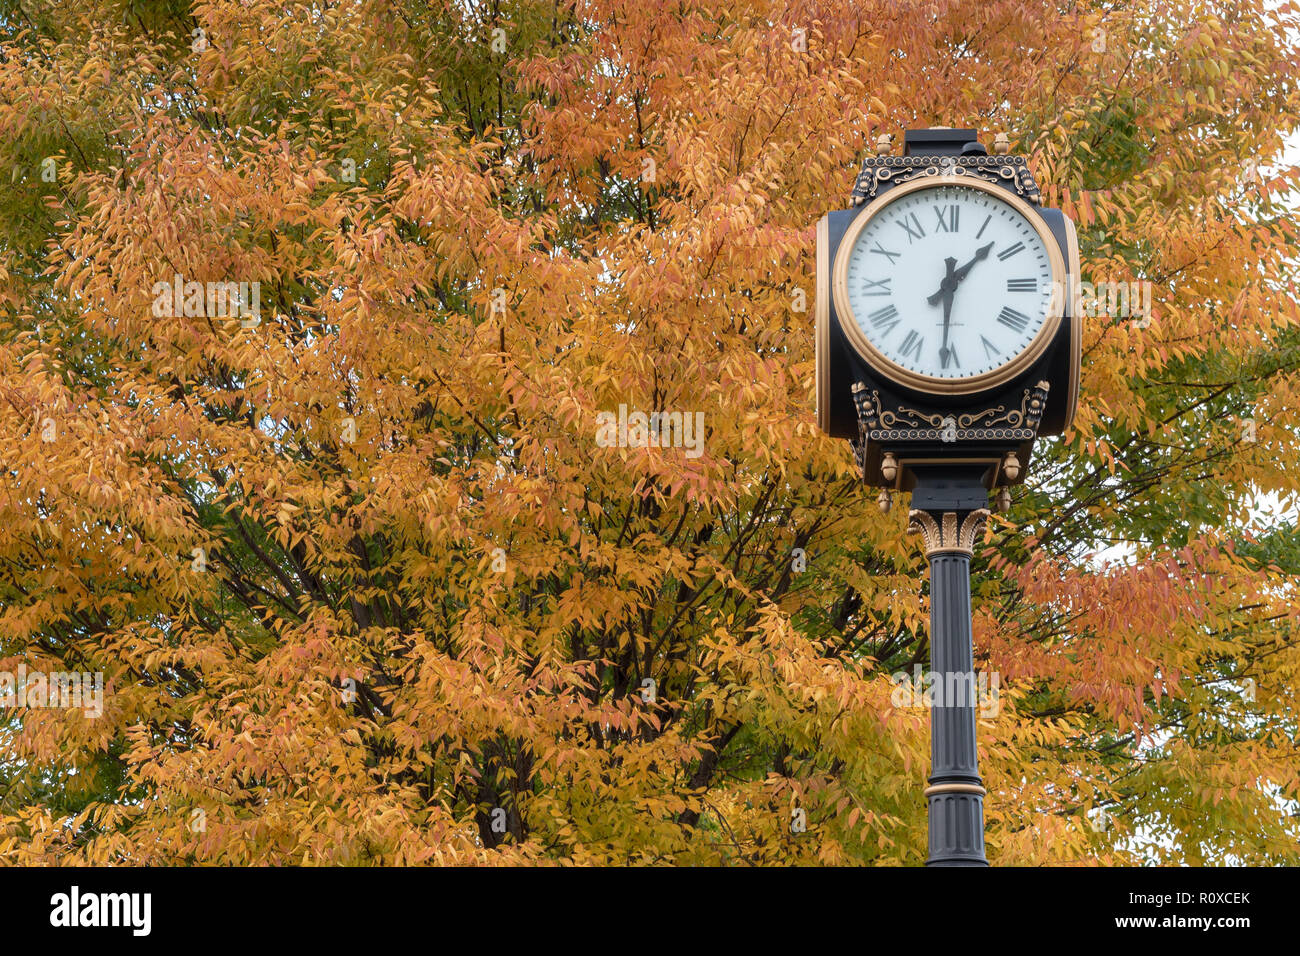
907, 508, 990, 558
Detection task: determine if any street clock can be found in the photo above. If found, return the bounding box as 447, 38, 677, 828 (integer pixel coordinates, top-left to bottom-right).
812, 128, 1083, 866
816, 129, 1080, 510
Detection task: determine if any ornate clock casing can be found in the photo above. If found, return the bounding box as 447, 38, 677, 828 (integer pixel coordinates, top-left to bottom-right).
815, 129, 1080, 496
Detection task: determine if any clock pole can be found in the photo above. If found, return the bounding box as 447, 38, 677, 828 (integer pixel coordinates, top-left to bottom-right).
816, 127, 1080, 866
908, 465, 990, 866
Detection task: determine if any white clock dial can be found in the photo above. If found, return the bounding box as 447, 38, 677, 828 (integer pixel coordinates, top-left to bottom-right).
843, 183, 1056, 381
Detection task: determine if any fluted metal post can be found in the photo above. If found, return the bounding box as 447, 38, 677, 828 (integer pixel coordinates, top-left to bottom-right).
907, 467, 991, 866
924, 548, 986, 866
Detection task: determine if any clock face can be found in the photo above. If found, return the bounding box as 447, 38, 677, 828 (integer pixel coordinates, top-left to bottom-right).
840, 182, 1058, 385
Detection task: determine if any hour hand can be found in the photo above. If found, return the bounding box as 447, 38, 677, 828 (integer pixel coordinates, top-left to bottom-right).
951, 241, 995, 283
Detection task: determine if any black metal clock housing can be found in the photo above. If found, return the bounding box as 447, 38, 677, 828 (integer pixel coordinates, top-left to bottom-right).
815, 129, 1081, 498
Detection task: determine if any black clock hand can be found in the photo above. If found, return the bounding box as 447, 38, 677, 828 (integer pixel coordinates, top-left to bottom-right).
938, 282, 955, 368
926, 241, 995, 305
950, 240, 995, 284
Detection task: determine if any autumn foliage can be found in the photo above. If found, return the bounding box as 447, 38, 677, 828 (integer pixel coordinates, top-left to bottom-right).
1, 0, 1299, 865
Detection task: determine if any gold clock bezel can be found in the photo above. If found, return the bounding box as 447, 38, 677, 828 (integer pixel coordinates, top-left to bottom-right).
831, 175, 1067, 395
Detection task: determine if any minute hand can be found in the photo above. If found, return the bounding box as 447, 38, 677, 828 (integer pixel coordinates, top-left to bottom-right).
926, 241, 995, 305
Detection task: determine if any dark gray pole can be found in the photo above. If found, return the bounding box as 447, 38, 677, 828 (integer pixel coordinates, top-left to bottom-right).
908, 467, 990, 866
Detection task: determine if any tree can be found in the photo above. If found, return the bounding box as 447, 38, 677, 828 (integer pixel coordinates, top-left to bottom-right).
0, 0, 1298, 865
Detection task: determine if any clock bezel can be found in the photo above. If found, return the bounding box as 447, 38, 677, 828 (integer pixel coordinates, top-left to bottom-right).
831, 175, 1067, 396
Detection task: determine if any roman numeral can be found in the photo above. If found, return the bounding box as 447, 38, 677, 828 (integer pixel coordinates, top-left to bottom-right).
868, 305, 899, 334
933, 205, 959, 232
940, 346, 960, 369
897, 213, 926, 243
997, 306, 1031, 332
997, 241, 1025, 261
899, 329, 923, 362
861, 277, 892, 297
870, 243, 901, 264
981, 335, 999, 358
975, 214, 992, 239
1007, 278, 1037, 292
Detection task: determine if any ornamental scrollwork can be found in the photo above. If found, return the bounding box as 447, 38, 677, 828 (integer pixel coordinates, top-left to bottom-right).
850, 380, 1050, 445
851, 154, 1040, 204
